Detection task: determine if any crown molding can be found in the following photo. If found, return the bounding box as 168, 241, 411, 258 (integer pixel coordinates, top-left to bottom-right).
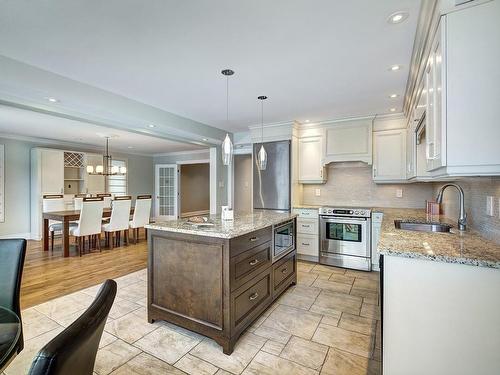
153, 148, 210, 157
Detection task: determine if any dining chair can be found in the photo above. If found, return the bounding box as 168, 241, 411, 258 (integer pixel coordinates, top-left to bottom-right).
129, 195, 152, 243
69, 197, 104, 256
96, 193, 113, 209
0, 239, 27, 359
42, 195, 77, 251
102, 196, 131, 249
74, 197, 84, 211
27, 279, 117, 375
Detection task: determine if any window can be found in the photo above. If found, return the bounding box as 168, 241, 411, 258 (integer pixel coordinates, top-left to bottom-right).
107, 159, 127, 196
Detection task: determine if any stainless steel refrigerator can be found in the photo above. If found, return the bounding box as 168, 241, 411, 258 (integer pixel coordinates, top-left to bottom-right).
253, 140, 291, 211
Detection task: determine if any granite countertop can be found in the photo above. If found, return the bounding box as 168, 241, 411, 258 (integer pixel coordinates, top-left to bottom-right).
376, 208, 500, 269
145, 211, 297, 239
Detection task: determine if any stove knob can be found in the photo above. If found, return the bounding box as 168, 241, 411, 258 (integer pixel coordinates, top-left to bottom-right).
359, 210, 365, 215
354, 210, 359, 215
328, 209, 332, 213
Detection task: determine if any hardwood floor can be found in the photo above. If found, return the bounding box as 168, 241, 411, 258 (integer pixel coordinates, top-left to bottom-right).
20, 230, 148, 309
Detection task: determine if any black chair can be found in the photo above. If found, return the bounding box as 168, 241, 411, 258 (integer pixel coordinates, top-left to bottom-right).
0, 239, 27, 355
28, 279, 117, 375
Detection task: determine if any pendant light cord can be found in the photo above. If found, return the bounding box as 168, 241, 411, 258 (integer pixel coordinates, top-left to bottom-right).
226, 75, 229, 122
261, 100, 264, 145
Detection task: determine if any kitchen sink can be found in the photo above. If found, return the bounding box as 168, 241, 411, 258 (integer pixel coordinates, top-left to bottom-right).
394, 220, 452, 233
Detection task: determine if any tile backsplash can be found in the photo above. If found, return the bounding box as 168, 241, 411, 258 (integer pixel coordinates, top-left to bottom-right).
302, 162, 434, 208
433, 177, 500, 244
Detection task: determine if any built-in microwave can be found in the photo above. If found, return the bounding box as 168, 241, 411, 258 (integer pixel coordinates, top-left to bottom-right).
273, 219, 295, 261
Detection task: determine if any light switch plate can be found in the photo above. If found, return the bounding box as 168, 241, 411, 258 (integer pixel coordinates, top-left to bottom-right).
486, 196, 494, 216
396, 188, 403, 198
315, 188, 321, 197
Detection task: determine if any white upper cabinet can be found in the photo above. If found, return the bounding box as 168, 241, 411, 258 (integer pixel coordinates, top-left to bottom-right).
298, 136, 326, 183
40, 149, 64, 194
324, 120, 372, 164
373, 129, 406, 182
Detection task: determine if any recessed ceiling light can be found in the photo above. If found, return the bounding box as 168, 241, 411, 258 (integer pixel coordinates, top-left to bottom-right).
389, 94, 398, 98
389, 108, 397, 112
127, 146, 134, 149
389, 64, 402, 71
202, 138, 208, 141
148, 124, 156, 128
305, 120, 310, 123
387, 11, 409, 24
47, 97, 59, 103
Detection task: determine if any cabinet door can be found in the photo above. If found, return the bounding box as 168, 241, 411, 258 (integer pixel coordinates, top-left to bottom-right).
298, 136, 325, 183
41, 149, 64, 194
373, 130, 406, 182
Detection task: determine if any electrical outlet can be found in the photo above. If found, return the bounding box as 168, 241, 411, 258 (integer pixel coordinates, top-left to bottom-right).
315, 188, 321, 197
486, 196, 494, 216
396, 188, 403, 198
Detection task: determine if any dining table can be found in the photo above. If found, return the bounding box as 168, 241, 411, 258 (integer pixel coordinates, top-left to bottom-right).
42, 207, 134, 257
0, 306, 21, 372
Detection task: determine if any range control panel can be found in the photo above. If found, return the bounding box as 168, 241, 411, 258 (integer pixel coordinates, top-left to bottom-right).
320, 207, 372, 218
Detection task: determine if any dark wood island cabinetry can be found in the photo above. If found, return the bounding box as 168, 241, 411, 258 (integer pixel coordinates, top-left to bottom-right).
146, 212, 297, 354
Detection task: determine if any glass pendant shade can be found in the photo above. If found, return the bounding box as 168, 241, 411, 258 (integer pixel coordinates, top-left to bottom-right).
222, 133, 233, 166
257, 144, 267, 170
86, 165, 94, 174
119, 166, 127, 174
95, 165, 104, 174
111, 165, 119, 174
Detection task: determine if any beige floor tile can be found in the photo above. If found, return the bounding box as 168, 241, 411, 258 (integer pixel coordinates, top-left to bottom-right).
261, 340, 286, 356
313, 291, 362, 315
116, 281, 147, 303
100, 331, 118, 349
253, 325, 292, 344
4, 326, 64, 375
134, 325, 201, 364
21, 308, 62, 340
160, 322, 207, 341
320, 314, 340, 326
215, 370, 233, 375
175, 353, 218, 375
345, 270, 379, 281
309, 304, 343, 319
312, 324, 373, 358
352, 278, 378, 292
338, 313, 377, 336
321, 348, 380, 375
287, 285, 322, 298
310, 271, 333, 280
105, 312, 160, 343
189, 334, 263, 375
312, 264, 345, 275
328, 273, 355, 285
261, 305, 322, 340
94, 339, 142, 375
110, 352, 185, 374
280, 336, 328, 370
375, 321, 381, 349
33, 295, 91, 321
297, 271, 319, 286
349, 287, 379, 306
108, 299, 142, 320
278, 290, 317, 310
360, 303, 381, 320
372, 346, 381, 362
297, 262, 316, 272
114, 273, 143, 288
311, 279, 352, 294
242, 351, 318, 375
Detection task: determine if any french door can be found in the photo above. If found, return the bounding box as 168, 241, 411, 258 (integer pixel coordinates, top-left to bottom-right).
155, 164, 178, 220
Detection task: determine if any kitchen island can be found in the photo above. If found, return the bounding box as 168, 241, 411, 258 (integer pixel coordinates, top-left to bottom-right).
144, 211, 297, 354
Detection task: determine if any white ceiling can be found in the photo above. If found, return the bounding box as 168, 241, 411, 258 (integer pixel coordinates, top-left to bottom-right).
0, 105, 204, 155
0, 0, 420, 132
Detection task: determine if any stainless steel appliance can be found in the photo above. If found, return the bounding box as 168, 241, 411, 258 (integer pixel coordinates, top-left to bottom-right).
319, 207, 371, 271
253, 140, 290, 211
273, 219, 295, 261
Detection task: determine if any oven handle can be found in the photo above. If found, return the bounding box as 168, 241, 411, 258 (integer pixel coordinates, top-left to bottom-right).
320, 217, 368, 225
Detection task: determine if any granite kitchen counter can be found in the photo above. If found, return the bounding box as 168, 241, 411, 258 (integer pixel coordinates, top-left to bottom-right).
375, 208, 500, 269
145, 211, 297, 239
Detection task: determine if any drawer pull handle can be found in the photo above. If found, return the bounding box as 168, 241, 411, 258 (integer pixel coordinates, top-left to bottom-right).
281, 268, 288, 274
249, 259, 259, 266
249, 237, 259, 242
249, 292, 259, 301
301, 243, 310, 246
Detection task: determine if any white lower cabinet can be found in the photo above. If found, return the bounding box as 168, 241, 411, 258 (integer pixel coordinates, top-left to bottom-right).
371, 212, 383, 271
293, 208, 319, 262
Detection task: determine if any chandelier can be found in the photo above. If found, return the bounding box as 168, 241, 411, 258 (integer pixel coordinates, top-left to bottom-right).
86, 137, 127, 176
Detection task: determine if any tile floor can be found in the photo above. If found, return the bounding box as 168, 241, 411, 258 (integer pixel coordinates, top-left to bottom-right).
4, 261, 381, 375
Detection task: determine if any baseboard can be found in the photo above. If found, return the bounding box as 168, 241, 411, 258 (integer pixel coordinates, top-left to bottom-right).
0, 232, 32, 240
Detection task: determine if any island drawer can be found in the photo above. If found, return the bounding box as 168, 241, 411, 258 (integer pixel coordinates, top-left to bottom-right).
230, 227, 272, 257
272, 250, 296, 292
230, 241, 272, 291
231, 268, 272, 331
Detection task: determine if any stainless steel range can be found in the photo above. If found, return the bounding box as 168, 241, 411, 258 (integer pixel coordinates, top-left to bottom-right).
319, 207, 371, 271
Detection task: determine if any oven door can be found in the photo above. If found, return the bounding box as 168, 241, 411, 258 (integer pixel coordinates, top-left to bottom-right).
273, 220, 295, 260
320, 217, 369, 257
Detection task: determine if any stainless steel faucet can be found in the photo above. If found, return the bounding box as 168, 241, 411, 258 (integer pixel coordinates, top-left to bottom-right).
435, 183, 467, 231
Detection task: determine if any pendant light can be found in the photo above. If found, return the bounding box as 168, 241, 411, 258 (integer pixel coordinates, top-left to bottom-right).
221, 69, 234, 166
257, 95, 268, 170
